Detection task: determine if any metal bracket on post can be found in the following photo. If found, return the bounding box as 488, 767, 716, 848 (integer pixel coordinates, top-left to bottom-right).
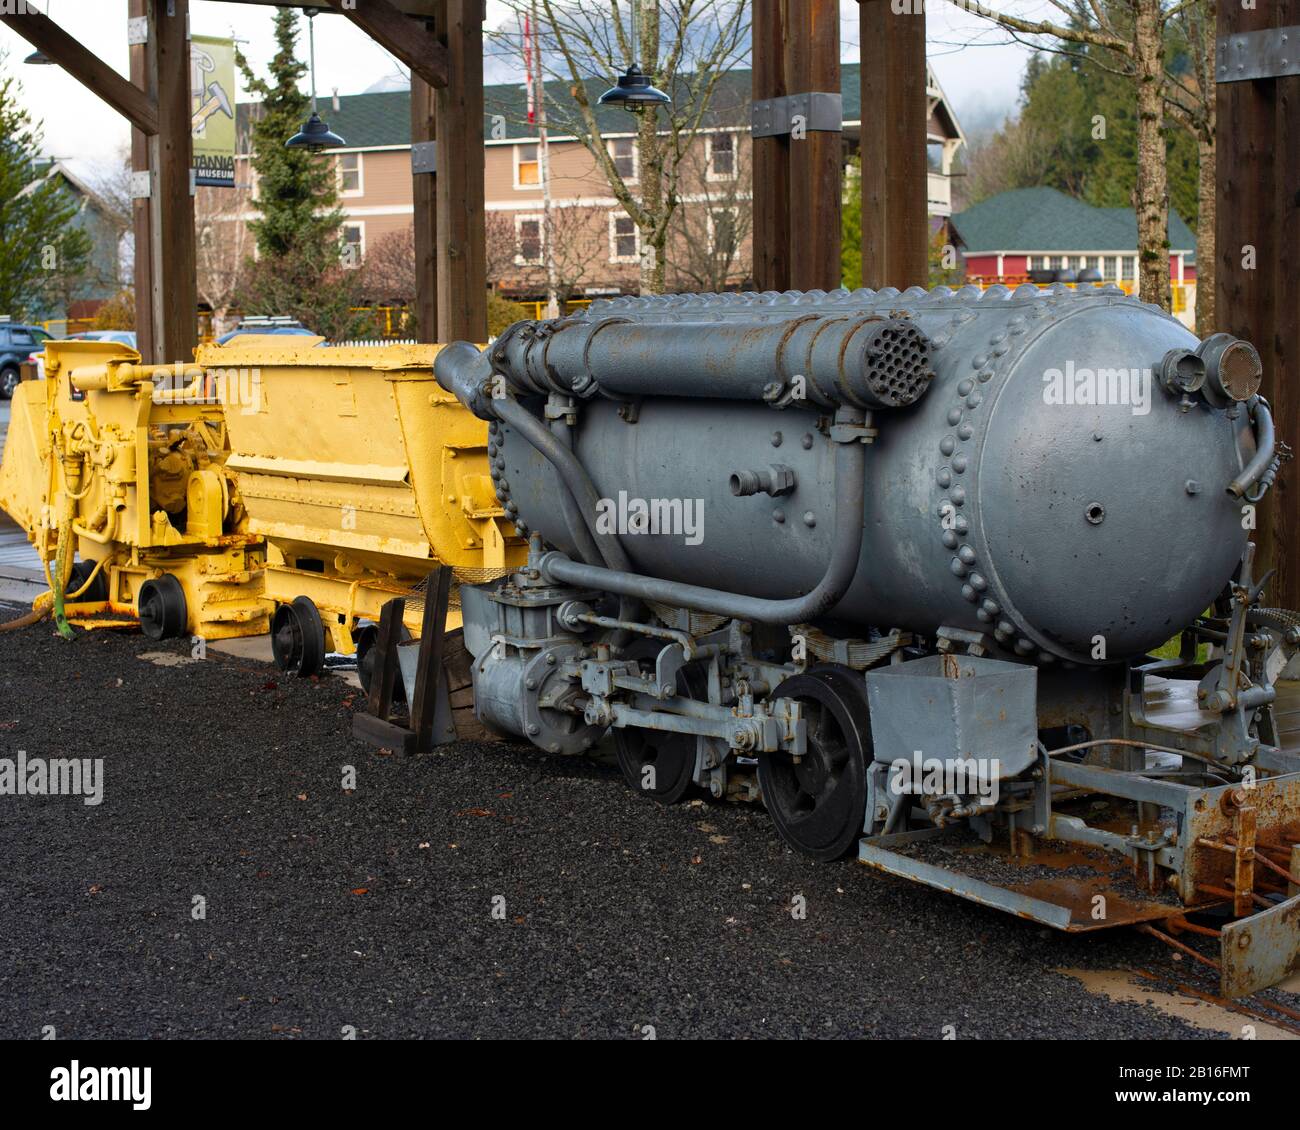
751, 92, 843, 138
1217, 27, 1300, 82
411, 140, 438, 176
126, 16, 149, 45
129, 170, 152, 200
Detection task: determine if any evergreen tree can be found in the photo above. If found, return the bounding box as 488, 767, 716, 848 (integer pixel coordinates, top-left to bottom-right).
236, 8, 342, 258
235, 9, 370, 339
0, 54, 92, 319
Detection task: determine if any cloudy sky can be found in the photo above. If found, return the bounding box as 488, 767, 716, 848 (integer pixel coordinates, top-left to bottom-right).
0, 1, 1049, 180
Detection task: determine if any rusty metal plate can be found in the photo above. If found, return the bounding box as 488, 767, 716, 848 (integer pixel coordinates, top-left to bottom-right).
859, 829, 1178, 932
1220, 890, 1300, 998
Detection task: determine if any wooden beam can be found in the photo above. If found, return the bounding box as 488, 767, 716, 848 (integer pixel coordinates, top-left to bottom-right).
435, 0, 487, 341
859, 0, 928, 289
0, 8, 159, 135
785, 0, 841, 291
1217, 0, 1300, 611
411, 73, 438, 342
322, 0, 450, 90
751, 0, 790, 292
129, 0, 196, 365
128, 0, 156, 361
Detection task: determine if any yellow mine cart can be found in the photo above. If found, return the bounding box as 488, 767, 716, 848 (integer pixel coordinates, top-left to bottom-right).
199, 336, 523, 680
0, 340, 268, 640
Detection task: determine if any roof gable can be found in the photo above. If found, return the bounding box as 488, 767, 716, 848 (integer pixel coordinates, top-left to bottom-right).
951, 186, 1195, 253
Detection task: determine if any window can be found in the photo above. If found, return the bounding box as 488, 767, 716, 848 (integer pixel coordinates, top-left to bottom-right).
337, 152, 362, 195
609, 213, 638, 262
707, 132, 736, 180
709, 208, 739, 261
1105, 256, 1118, 279
1049, 256, 1063, 270
611, 137, 637, 181
341, 223, 364, 268
1085, 256, 1099, 271
515, 143, 541, 188
1121, 255, 1136, 281
516, 215, 543, 264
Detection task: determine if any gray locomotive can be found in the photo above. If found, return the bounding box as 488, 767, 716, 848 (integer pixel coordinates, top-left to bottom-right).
434, 284, 1300, 997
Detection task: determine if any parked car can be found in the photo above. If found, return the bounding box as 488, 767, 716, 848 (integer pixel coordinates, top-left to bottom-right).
22, 329, 138, 383
1, 321, 52, 398
215, 316, 317, 345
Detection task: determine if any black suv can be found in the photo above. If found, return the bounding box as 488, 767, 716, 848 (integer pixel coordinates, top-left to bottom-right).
0, 321, 52, 398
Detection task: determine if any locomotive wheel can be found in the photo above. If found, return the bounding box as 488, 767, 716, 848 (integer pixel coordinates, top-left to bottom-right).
614, 643, 707, 803
137, 575, 187, 641
271, 596, 326, 677
758, 666, 873, 862
354, 621, 409, 705
67, 559, 109, 604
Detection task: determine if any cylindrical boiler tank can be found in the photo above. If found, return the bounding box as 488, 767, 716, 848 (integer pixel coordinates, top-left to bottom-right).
468, 286, 1263, 665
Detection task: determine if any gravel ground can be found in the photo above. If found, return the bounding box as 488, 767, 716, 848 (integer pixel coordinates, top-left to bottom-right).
0, 605, 1284, 1040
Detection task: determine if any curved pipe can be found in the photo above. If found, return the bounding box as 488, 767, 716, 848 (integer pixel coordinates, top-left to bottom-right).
1228, 396, 1275, 499
548, 415, 605, 568
536, 438, 867, 625
492, 397, 633, 573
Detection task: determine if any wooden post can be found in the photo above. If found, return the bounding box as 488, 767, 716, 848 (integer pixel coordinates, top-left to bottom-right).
435, 0, 487, 341
785, 0, 842, 291
128, 0, 196, 364
411, 73, 438, 342
150, 0, 197, 364
1217, 0, 1300, 611
408, 568, 454, 750
859, 0, 928, 290
128, 0, 156, 362
751, 0, 790, 292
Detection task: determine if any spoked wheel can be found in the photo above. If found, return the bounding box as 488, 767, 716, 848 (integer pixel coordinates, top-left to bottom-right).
758, 665, 873, 862
271, 595, 327, 677
354, 621, 410, 704
137, 575, 187, 640
614, 642, 707, 804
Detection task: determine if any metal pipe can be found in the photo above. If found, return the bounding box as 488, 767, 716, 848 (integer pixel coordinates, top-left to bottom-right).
1228, 396, 1275, 498
488, 314, 933, 411
548, 415, 605, 567
536, 438, 866, 625
492, 397, 633, 573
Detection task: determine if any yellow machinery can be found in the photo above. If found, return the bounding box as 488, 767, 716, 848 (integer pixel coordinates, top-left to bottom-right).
0, 340, 268, 640
199, 337, 524, 679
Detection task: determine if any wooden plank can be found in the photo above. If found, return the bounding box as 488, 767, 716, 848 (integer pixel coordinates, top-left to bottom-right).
858, 0, 928, 289
150, 0, 197, 365
365, 597, 406, 720
0, 9, 158, 134
351, 712, 417, 753
1217, 0, 1298, 612
1272, 0, 1300, 613
751, 0, 789, 292
411, 73, 438, 342
322, 0, 450, 88
409, 567, 453, 750
435, 0, 487, 341
784, 0, 841, 291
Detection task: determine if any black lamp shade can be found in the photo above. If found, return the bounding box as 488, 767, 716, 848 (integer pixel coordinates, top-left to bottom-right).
598, 66, 671, 111
286, 111, 346, 151
24, 50, 53, 65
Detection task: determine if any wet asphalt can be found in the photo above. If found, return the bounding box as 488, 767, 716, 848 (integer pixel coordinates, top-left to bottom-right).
0, 608, 1281, 1039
